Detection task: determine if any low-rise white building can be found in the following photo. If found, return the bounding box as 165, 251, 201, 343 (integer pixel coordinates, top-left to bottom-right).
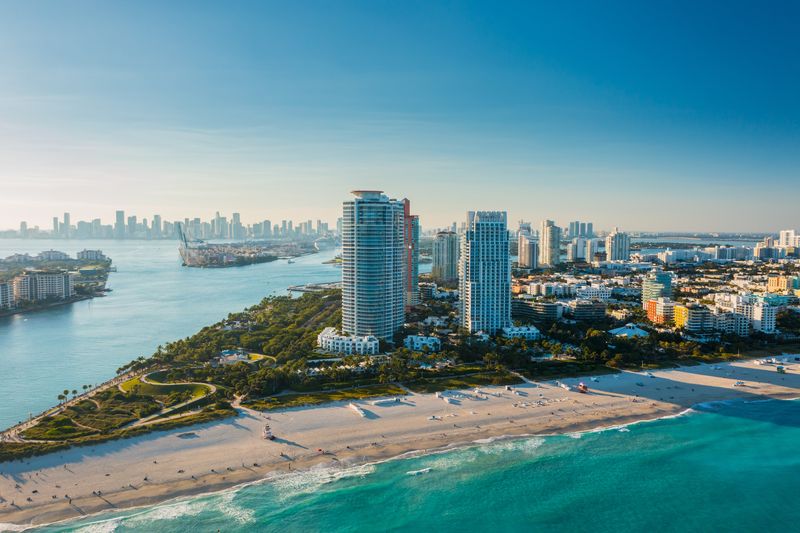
317, 327, 379, 355
502, 325, 541, 340
404, 335, 442, 352
77, 249, 107, 261
713, 293, 777, 334
712, 310, 750, 336
38, 250, 71, 261
575, 285, 612, 301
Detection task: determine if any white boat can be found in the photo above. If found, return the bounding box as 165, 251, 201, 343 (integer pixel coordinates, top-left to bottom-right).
558, 382, 571, 391
407, 467, 432, 476
348, 403, 366, 417
645, 372, 655, 378
733, 381, 745, 387
590, 377, 599, 382
428, 415, 442, 421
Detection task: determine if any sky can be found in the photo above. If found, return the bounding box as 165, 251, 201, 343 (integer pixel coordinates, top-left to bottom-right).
1, 0, 798, 232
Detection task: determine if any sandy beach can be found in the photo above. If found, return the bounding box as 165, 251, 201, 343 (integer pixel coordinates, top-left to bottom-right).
2, 357, 799, 530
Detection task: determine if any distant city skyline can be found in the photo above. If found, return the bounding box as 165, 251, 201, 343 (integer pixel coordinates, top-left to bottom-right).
0, 206, 794, 238
2, 2, 799, 231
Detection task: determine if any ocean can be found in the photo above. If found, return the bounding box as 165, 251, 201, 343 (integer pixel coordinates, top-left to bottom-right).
33, 398, 800, 532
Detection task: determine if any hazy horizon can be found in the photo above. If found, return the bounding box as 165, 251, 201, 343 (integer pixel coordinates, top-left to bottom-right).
2, 2, 798, 232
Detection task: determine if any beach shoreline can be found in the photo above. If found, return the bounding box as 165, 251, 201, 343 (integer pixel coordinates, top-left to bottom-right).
2, 357, 799, 531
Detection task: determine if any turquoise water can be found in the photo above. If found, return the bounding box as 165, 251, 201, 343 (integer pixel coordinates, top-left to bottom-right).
37, 398, 800, 532
0, 240, 343, 429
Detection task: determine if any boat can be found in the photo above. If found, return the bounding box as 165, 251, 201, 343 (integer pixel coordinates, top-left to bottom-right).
590, 377, 599, 382
645, 372, 655, 378
262, 425, 275, 440
558, 382, 571, 391
428, 415, 442, 421
287, 259, 295, 264
577, 383, 588, 393
407, 467, 432, 476
777, 366, 786, 374
732, 381, 745, 387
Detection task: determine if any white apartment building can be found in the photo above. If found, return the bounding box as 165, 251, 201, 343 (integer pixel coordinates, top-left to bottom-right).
778, 229, 800, 248
539, 220, 561, 267
605, 227, 631, 261
317, 327, 380, 355
38, 250, 71, 261
12, 272, 75, 302
575, 285, 612, 301
459, 211, 511, 334
404, 335, 442, 352
712, 310, 750, 337
713, 293, 777, 334
77, 249, 107, 261
502, 325, 541, 340
566, 238, 586, 262
341, 190, 405, 340
0, 281, 14, 309
527, 282, 576, 297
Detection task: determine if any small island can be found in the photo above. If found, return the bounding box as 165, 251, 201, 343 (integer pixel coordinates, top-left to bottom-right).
178, 236, 316, 268
0, 249, 114, 317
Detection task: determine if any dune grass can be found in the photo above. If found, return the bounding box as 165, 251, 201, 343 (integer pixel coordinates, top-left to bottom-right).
244, 384, 407, 410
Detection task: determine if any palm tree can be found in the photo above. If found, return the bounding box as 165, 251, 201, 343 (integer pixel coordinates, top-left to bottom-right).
57, 394, 65, 403
71, 389, 78, 398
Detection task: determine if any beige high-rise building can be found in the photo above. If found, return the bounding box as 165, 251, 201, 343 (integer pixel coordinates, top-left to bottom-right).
539, 220, 561, 267
518, 233, 539, 269
432, 231, 459, 282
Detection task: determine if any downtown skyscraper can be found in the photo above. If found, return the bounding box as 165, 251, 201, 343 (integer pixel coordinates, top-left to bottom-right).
459, 211, 511, 334
341, 190, 405, 340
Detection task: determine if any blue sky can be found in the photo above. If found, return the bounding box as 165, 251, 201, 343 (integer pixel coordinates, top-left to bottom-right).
1, 1, 798, 231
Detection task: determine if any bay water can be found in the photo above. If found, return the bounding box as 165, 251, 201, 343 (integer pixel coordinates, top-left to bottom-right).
0, 240, 343, 429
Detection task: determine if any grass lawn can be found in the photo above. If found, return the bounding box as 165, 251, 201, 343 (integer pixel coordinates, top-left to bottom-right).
244, 384, 408, 410
405, 371, 523, 394
520, 361, 620, 381
119, 376, 211, 401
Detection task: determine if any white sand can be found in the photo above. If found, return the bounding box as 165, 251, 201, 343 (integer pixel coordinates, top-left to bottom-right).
1, 358, 799, 529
